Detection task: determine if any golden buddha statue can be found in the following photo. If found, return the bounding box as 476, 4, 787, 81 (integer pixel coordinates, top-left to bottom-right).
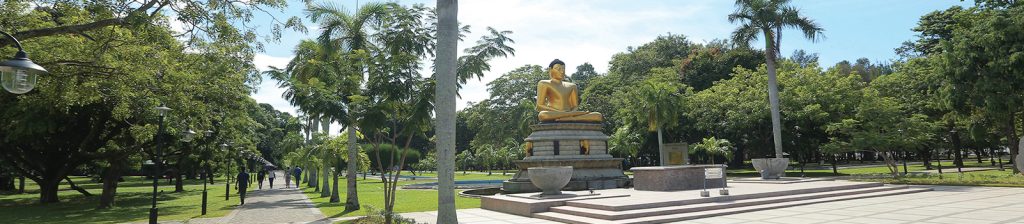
536, 59, 603, 122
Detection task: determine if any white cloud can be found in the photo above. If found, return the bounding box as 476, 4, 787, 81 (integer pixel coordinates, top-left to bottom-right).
249, 53, 296, 114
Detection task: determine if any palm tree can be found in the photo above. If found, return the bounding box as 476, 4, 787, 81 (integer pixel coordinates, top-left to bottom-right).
435, 0, 459, 223
305, 1, 389, 211
729, 0, 823, 159
692, 137, 734, 164
623, 76, 686, 166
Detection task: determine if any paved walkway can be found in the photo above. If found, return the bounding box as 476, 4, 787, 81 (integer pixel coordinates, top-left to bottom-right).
189, 170, 330, 224
400, 208, 560, 224
400, 185, 1024, 224
677, 185, 1024, 224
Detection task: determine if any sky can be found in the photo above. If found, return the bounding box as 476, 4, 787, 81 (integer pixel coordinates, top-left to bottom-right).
245, 0, 972, 134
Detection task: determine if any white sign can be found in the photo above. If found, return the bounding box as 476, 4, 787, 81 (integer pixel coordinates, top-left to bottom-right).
704, 167, 724, 179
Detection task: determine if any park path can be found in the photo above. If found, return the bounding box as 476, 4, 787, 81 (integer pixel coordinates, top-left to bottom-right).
189, 170, 331, 224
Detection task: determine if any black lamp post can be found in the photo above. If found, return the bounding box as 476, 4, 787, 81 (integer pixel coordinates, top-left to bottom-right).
150, 104, 171, 224
198, 129, 212, 215
0, 31, 48, 94
898, 129, 908, 175
951, 129, 963, 173
221, 143, 231, 201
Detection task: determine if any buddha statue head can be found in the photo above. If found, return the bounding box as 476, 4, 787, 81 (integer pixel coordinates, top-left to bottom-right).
549, 59, 566, 81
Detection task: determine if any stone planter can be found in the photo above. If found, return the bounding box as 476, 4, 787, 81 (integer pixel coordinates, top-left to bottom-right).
528, 166, 573, 195
752, 158, 789, 179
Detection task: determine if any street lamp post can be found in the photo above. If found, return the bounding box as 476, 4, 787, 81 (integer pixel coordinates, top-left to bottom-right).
951, 129, 963, 173
178, 128, 197, 215
221, 143, 231, 201
0, 31, 48, 94
150, 105, 171, 224
201, 130, 213, 215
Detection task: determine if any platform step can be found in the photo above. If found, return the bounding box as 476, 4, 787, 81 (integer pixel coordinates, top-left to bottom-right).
549, 185, 908, 220
534, 186, 930, 224
565, 181, 883, 211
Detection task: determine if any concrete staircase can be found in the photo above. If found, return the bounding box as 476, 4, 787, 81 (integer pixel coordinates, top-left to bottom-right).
533, 183, 930, 224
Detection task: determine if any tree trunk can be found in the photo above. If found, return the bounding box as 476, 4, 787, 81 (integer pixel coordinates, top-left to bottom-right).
321, 156, 331, 198
18, 175, 25, 193
345, 126, 360, 211
98, 163, 124, 209
657, 126, 665, 166
1008, 110, 1019, 174
65, 177, 93, 196
330, 165, 340, 203
831, 154, 838, 175
174, 168, 184, 192
435, 0, 459, 223
0, 175, 11, 191
38, 179, 60, 203
763, 30, 784, 159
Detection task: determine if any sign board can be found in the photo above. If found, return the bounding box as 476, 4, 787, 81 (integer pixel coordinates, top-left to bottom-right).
662, 143, 689, 165
704, 167, 724, 179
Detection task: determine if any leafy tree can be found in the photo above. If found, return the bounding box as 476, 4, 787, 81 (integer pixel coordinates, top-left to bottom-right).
939, 3, 1024, 173
570, 62, 599, 91
729, 0, 824, 159
679, 40, 764, 91
788, 49, 818, 68
0, 1, 263, 204
826, 89, 936, 178
455, 150, 475, 175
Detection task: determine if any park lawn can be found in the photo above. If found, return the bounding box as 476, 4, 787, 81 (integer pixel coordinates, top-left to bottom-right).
850, 169, 1024, 187
725, 161, 1002, 177
412, 171, 515, 180
0, 176, 240, 224
302, 177, 482, 219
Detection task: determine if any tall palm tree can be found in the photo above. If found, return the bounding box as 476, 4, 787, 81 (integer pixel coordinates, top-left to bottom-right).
435, 0, 458, 223
305, 1, 389, 211
627, 78, 685, 165
729, 0, 823, 158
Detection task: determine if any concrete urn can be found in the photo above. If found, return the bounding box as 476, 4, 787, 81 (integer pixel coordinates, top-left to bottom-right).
752, 158, 789, 179
528, 166, 573, 195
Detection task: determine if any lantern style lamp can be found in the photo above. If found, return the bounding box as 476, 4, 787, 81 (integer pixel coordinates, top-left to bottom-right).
181, 129, 196, 143
0, 31, 48, 94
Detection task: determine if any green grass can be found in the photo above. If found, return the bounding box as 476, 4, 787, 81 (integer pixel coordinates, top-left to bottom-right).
301, 172, 498, 219
0, 176, 241, 224
725, 161, 1005, 177
850, 169, 1024, 187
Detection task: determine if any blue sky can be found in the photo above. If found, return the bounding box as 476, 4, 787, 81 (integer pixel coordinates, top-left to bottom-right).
246, 0, 971, 133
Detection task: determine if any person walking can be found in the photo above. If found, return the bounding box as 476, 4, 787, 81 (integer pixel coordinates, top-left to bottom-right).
268, 169, 276, 189
257, 170, 266, 190
292, 166, 302, 189
284, 166, 291, 188
236, 168, 250, 205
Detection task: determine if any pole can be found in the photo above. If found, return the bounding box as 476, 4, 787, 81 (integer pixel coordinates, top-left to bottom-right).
149, 114, 166, 224
226, 159, 231, 201
201, 163, 208, 215
936, 150, 944, 180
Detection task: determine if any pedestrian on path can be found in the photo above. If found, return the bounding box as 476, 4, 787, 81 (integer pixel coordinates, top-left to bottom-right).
268, 170, 276, 189
236, 168, 250, 205
292, 166, 302, 189
284, 166, 291, 188
257, 169, 266, 190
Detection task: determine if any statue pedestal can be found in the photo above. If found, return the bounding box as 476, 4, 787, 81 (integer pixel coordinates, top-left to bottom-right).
502, 123, 630, 193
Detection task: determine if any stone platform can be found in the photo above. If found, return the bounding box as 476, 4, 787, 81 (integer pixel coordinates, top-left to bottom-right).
503, 122, 629, 193
631, 165, 727, 191
483, 180, 931, 224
